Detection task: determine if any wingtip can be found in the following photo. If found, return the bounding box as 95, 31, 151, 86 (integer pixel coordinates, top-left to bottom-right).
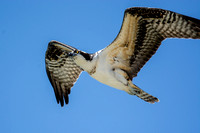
60, 100, 64, 107
57, 94, 69, 107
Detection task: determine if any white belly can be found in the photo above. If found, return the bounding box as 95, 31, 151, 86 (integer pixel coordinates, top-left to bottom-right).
90, 64, 127, 91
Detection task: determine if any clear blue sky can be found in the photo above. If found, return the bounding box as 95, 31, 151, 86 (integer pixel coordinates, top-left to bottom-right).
0, 0, 200, 133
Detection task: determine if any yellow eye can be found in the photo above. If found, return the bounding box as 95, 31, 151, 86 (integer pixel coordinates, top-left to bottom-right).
76, 50, 79, 54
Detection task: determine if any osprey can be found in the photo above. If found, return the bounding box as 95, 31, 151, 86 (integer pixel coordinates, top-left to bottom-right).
45, 7, 200, 107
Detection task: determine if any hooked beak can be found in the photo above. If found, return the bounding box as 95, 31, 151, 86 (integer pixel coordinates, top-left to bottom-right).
48, 40, 77, 53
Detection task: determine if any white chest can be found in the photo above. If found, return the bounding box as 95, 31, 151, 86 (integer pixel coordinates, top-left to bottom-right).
90, 54, 127, 91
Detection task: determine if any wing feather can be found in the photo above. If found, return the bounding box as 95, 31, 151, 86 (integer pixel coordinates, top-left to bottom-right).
45, 43, 83, 106
103, 7, 200, 79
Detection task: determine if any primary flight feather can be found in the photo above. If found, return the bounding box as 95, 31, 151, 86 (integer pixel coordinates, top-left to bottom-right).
45, 7, 200, 107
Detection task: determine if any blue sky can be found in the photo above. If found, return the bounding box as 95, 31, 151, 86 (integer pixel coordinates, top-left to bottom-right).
0, 0, 200, 133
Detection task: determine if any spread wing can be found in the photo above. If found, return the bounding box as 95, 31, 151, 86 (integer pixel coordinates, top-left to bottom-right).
103, 7, 200, 79
45, 42, 83, 106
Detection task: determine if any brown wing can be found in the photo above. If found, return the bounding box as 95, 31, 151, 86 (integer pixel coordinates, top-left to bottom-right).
45, 43, 83, 107
103, 7, 200, 79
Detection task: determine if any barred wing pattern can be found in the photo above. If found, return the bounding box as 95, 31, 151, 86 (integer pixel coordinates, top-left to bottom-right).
45, 44, 83, 106
105, 7, 200, 79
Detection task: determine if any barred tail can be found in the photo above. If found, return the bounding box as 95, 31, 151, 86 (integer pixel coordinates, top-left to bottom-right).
127, 81, 159, 103
135, 90, 159, 104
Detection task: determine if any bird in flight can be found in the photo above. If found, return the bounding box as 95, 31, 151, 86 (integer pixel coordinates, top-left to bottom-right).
45, 7, 200, 107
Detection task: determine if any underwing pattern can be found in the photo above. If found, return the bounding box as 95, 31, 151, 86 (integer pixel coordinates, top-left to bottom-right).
45, 43, 83, 106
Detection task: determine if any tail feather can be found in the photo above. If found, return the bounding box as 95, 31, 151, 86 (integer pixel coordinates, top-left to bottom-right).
135, 90, 159, 104
127, 81, 159, 103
